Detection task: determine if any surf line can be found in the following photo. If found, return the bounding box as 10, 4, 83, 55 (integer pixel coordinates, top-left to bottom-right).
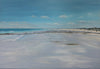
4, 35, 24, 42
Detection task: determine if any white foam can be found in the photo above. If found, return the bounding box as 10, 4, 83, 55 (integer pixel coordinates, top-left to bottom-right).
1, 35, 24, 42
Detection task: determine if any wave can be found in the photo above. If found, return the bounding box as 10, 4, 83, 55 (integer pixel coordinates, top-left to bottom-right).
0, 28, 47, 34
3, 35, 24, 41
0, 29, 100, 35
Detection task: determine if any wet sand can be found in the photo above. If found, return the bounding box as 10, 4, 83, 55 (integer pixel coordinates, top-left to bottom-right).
0, 31, 100, 68
0, 29, 100, 35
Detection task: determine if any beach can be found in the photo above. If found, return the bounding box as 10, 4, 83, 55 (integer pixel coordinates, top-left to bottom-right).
0, 29, 100, 68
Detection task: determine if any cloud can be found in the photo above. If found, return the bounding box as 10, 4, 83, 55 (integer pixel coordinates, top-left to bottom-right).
88, 13, 92, 16
59, 15, 68, 18
41, 16, 49, 19
47, 23, 61, 25
78, 20, 99, 24
79, 16, 84, 18
78, 20, 87, 23
32, 15, 36, 18
0, 21, 36, 28
53, 23, 60, 25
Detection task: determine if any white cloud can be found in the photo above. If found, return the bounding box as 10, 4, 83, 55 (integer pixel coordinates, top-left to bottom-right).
78, 20, 87, 23
47, 23, 61, 25
41, 16, 49, 19
0, 21, 36, 28
53, 23, 60, 25
59, 15, 68, 18
88, 13, 92, 16
32, 15, 36, 18
79, 16, 84, 18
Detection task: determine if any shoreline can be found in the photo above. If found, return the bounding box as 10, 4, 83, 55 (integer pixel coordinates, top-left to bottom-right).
0, 29, 100, 35
0, 29, 100, 68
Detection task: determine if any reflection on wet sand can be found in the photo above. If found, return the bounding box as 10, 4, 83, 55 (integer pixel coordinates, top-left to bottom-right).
52, 41, 80, 46
66, 43, 79, 46
0, 33, 100, 68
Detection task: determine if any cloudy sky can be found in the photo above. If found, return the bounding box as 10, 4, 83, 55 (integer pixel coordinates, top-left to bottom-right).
0, 0, 100, 28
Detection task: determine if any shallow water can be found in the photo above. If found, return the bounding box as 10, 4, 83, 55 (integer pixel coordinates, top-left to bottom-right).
0, 33, 100, 68
0, 28, 47, 34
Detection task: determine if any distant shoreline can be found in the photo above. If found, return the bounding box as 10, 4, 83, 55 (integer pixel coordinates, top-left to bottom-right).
0, 29, 100, 35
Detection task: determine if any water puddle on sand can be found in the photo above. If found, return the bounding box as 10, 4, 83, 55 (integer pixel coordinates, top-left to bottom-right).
52, 41, 80, 46
66, 43, 79, 46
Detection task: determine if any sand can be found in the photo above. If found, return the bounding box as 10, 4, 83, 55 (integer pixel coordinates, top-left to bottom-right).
0, 29, 100, 68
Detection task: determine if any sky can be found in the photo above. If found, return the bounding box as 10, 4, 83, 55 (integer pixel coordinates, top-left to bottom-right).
0, 0, 100, 28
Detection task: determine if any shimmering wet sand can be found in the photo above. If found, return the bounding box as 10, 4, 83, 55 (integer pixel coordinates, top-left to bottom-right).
0, 33, 100, 68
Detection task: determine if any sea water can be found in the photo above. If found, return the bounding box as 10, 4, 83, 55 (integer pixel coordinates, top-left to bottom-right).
0, 28, 48, 34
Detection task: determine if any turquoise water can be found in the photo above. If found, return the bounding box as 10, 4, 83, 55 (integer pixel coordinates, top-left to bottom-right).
0, 28, 48, 34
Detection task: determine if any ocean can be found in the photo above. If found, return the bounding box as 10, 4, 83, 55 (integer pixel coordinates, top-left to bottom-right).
0, 28, 48, 34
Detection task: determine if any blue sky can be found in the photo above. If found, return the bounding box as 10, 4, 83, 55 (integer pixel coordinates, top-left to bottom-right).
0, 0, 100, 28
